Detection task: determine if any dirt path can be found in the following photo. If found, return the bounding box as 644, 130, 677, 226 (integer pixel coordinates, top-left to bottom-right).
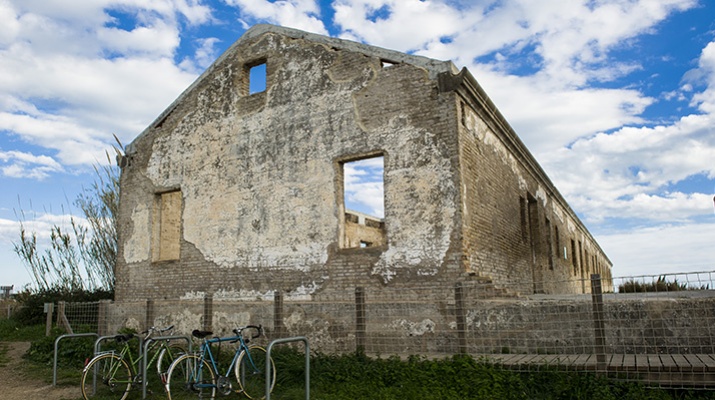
0, 341, 81, 400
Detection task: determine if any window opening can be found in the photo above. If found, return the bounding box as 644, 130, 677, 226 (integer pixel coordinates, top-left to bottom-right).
519, 197, 527, 241
340, 155, 385, 249
380, 59, 397, 68
571, 239, 577, 275
249, 62, 267, 94
545, 217, 553, 270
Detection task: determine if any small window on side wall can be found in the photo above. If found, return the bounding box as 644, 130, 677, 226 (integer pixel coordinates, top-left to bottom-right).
339, 155, 386, 249
248, 61, 267, 94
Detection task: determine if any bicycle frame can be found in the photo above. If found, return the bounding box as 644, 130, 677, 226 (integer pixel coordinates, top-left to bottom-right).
96, 337, 166, 379
195, 334, 256, 387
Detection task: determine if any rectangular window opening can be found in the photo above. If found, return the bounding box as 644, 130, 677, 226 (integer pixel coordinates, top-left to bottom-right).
571, 239, 577, 275
340, 155, 385, 249
519, 197, 527, 241
380, 59, 397, 68
248, 61, 267, 95
554, 225, 561, 260
545, 217, 553, 270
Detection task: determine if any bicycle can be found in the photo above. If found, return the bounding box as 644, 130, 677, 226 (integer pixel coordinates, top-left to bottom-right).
165, 325, 276, 399
80, 325, 185, 400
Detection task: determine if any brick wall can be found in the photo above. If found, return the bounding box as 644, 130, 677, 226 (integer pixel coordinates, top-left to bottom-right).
116, 25, 610, 303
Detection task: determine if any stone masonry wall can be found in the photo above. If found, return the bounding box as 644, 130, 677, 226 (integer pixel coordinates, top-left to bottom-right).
116, 25, 611, 304
455, 75, 612, 295
117, 27, 464, 302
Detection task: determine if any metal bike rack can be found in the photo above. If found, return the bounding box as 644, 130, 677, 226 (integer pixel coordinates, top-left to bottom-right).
94, 334, 144, 356
86, 334, 145, 395
141, 335, 192, 399
265, 336, 310, 400
53, 332, 99, 386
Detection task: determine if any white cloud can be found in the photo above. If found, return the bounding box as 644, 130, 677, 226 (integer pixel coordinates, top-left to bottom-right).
689, 41, 715, 113
0, 149, 64, 179
468, 66, 653, 155
599, 222, 715, 277
344, 157, 385, 218
96, 20, 181, 57
0, 1, 206, 171
334, 0, 463, 52
194, 37, 222, 69
540, 38, 715, 224
224, 0, 328, 35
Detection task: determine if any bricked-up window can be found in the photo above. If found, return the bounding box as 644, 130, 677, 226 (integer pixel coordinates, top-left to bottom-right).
339, 155, 385, 249
571, 239, 578, 275
248, 61, 266, 94
545, 217, 553, 270
520, 196, 527, 241
152, 190, 182, 262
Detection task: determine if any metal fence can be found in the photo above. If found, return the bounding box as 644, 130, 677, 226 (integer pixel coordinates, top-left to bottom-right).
38, 270, 715, 389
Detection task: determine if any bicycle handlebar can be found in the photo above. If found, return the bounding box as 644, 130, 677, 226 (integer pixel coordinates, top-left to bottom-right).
233, 324, 263, 339
140, 324, 175, 337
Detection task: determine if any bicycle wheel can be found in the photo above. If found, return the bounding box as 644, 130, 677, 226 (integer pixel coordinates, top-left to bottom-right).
157, 343, 186, 378
235, 346, 276, 400
81, 353, 133, 400
166, 354, 216, 400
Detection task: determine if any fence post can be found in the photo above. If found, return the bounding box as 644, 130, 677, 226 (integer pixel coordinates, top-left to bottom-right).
274, 290, 285, 338
455, 283, 467, 354
56, 301, 73, 334
97, 300, 110, 336
45, 303, 55, 336
355, 287, 366, 353
203, 294, 213, 332
145, 299, 155, 330
590, 274, 607, 371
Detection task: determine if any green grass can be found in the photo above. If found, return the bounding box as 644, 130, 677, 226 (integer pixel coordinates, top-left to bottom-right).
0, 318, 47, 341
267, 349, 715, 400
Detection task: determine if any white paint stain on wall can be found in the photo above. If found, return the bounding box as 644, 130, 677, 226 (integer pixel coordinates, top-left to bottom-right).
124, 203, 151, 263
390, 318, 436, 336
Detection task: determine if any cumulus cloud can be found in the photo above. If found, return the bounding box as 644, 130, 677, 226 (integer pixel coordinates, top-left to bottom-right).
344, 157, 385, 218
0, 149, 64, 179
224, 0, 328, 35
598, 222, 715, 276
542, 38, 715, 225
0, 0, 210, 172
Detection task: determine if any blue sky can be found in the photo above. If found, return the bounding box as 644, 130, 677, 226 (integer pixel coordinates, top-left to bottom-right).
1, 0, 714, 289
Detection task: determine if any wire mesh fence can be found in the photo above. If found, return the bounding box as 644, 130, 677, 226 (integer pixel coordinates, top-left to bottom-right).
36, 270, 715, 389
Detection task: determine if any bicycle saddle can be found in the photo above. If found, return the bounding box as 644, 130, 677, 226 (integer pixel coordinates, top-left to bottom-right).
192, 329, 213, 339
114, 333, 135, 343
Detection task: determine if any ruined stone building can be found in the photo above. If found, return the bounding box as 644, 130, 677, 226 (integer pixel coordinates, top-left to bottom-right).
116, 24, 612, 304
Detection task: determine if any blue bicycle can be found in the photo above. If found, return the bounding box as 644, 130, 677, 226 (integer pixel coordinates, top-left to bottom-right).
165, 325, 275, 399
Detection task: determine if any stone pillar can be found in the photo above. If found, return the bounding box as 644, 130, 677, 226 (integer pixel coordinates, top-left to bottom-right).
591, 274, 607, 371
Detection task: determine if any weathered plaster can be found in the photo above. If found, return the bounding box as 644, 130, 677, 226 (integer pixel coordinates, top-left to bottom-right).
124, 203, 150, 263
